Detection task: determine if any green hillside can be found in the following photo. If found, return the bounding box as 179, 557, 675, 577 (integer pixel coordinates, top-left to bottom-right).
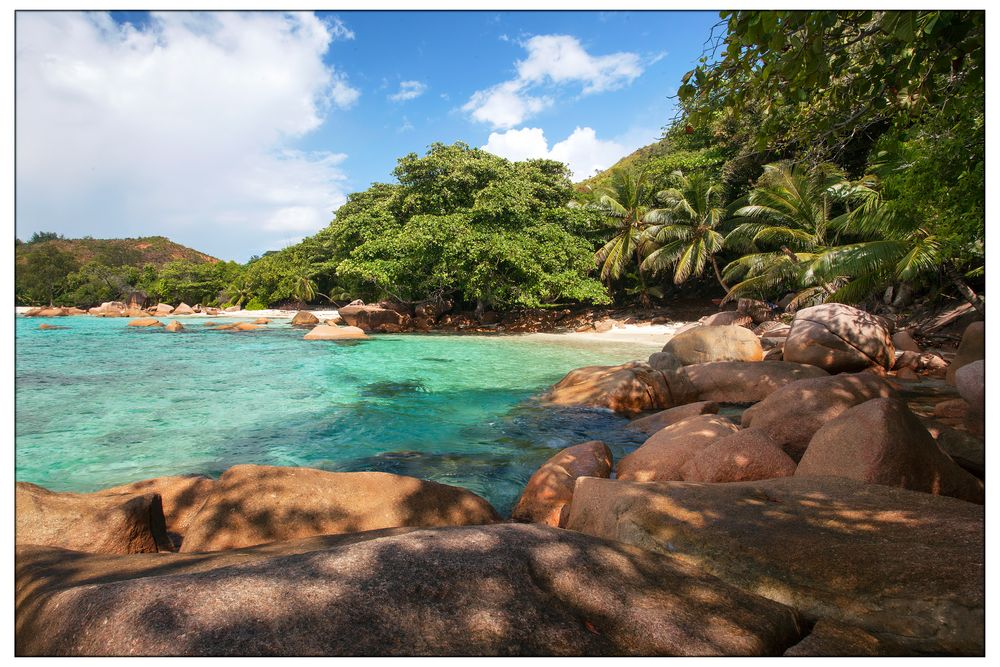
15, 235, 219, 268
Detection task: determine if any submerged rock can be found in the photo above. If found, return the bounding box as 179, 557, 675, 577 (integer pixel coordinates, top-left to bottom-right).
16, 524, 803, 656
510, 440, 612, 527
16, 482, 168, 555
566, 476, 984, 656
179, 465, 501, 552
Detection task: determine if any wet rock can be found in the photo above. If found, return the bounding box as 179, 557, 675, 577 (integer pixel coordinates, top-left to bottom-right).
663, 325, 763, 365
946, 321, 984, 385
566, 475, 984, 656
740, 373, 897, 461
616, 415, 739, 482
37, 324, 68, 330
796, 398, 984, 503
511, 441, 612, 527
680, 428, 797, 483
179, 465, 500, 552
253, 318, 270, 324
15, 524, 803, 656
625, 401, 720, 435
783, 303, 894, 372
164, 320, 184, 332
16, 482, 168, 555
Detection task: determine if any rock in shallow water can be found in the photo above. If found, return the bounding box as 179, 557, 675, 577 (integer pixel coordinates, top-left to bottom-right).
16, 524, 803, 656
510, 440, 612, 527
565, 475, 984, 656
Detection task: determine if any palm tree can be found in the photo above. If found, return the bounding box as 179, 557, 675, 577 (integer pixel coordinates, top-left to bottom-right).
721, 161, 858, 305
592, 168, 662, 306
641, 170, 730, 291
292, 275, 317, 307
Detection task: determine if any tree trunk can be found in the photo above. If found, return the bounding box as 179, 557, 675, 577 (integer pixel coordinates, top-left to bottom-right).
635, 248, 650, 309
944, 262, 985, 317
710, 256, 730, 292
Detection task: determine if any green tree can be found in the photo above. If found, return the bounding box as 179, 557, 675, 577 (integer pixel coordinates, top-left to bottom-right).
641, 170, 730, 291
16, 245, 79, 305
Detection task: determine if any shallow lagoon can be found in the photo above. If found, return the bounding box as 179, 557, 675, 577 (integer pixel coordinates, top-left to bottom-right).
16, 316, 660, 514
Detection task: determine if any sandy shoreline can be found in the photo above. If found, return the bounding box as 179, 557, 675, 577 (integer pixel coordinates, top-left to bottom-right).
15, 306, 691, 347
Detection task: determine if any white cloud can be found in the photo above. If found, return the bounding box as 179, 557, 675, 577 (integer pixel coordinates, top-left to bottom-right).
464, 34, 643, 128
462, 81, 551, 129
482, 126, 637, 180
324, 16, 355, 41
16, 11, 357, 260
388, 80, 427, 102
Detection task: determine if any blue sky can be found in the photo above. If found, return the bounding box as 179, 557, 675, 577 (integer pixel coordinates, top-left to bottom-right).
16, 10, 721, 261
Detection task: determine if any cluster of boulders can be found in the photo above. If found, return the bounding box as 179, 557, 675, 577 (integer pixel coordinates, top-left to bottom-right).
24, 301, 224, 319
529, 302, 985, 655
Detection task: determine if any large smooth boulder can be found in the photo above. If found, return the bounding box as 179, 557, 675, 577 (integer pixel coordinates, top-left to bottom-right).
646, 351, 682, 372
511, 441, 612, 527
303, 324, 368, 340
164, 320, 184, 332
796, 398, 983, 503
15, 524, 803, 657
701, 311, 753, 328
740, 373, 896, 460
946, 321, 984, 385
681, 361, 828, 404
179, 465, 501, 552
290, 310, 320, 327
127, 318, 163, 327
783, 303, 894, 372
544, 363, 691, 416
153, 303, 175, 316
680, 428, 797, 483
172, 302, 195, 315
27, 307, 67, 317
616, 415, 739, 482
338, 303, 411, 332
626, 401, 719, 435
566, 476, 984, 655
95, 475, 216, 551
663, 325, 763, 365
15, 482, 168, 554
954, 360, 984, 414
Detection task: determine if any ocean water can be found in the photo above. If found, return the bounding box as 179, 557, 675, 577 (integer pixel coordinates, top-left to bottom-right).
15, 316, 659, 515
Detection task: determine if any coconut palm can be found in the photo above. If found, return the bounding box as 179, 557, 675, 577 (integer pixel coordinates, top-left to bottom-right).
292, 275, 317, 307
640, 170, 730, 291
592, 168, 662, 305
720, 161, 860, 305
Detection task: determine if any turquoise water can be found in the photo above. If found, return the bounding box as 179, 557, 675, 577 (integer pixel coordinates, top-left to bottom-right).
16, 316, 656, 514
